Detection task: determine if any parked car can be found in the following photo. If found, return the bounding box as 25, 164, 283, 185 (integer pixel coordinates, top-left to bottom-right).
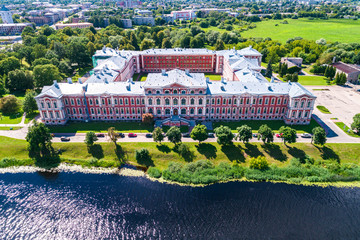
128, 133, 137, 138
276, 133, 283, 138
60, 136, 70, 142
146, 133, 153, 138
208, 133, 215, 138
301, 133, 312, 138
96, 133, 105, 138
252, 133, 258, 138
182, 133, 191, 138
118, 133, 125, 138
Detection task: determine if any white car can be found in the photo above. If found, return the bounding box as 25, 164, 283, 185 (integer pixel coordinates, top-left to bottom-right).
301, 133, 312, 138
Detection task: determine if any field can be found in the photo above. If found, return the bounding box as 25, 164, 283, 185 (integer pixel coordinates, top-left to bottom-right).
241, 18, 360, 43
212, 119, 320, 133
298, 76, 331, 85
0, 136, 359, 171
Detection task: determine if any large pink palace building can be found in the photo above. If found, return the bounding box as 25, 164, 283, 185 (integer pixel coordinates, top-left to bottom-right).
35, 47, 316, 126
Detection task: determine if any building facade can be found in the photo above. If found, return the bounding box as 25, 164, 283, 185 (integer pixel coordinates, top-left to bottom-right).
36, 47, 316, 126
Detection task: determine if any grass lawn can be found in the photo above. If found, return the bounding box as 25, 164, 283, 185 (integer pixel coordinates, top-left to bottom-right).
334, 122, 360, 138
0, 114, 23, 124
0, 136, 359, 170
48, 121, 154, 133
204, 73, 222, 81
316, 105, 331, 114
4, 91, 26, 102
200, 25, 243, 33
241, 18, 360, 43
298, 75, 332, 85
213, 119, 320, 134
0, 127, 22, 130
133, 73, 148, 82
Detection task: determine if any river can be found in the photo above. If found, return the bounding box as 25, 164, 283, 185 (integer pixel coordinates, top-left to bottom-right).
0, 171, 359, 239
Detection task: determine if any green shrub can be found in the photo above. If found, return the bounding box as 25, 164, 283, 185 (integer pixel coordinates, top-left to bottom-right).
249, 156, 269, 170
0, 157, 32, 168
135, 148, 151, 163
148, 167, 162, 178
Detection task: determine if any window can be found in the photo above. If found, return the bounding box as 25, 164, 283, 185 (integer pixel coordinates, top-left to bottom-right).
165, 90, 169, 94
199, 90, 203, 94
240, 98, 243, 104
98, 109, 101, 114
47, 102, 51, 108
223, 99, 226, 105
284, 99, 287, 105
307, 101, 311, 108
114, 99, 118, 105
217, 98, 220, 105
73, 108, 76, 114
108, 99, 111, 105
265, 98, 268, 105
212, 99, 215, 104
282, 108, 285, 113
91, 108, 94, 114
79, 108, 82, 114
298, 111, 302, 118
148, 90, 151, 94
142, 99, 144, 104
301, 101, 304, 108
136, 99, 140, 105
53, 102, 57, 108
131, 99, 134, 105
263, 108, 267, 114
294, 102, 298, 108
44, 112, 47, 118
216, 108, 219, 114
165, 109, 170, 114
292, 111, 296, 117
165, 99, 170, 105
148, 99, 152, 105
125, 99, 128, 105
246, 99, 249, 104
156, 99, 161, 105
109, 108, 113, 114
103, 109, 106, 114
96, 99, 99, 105
191, 90, 194, 94
64, 99, 68, 105
156, 90, 160, 94
157, 109, 161, 115
253, 99, 256, 104
190, 99, 195, 105
181, 99, 186, 105
259, 99, 262, 105
181, 90, 186, 94
120, 99, 123, 105
41, 102, 44, 108
198, 108, 203, 114
50, 112, 53, 118
190, 109, 194, 114
304, 111, 308, 118
199, 99, 203, 105
173, 99, 178, 105
89, 99, 93, 105
277, 98, 281, 105
181, 109, 186, 114
228, 99, 232, 105
102, 99, 105, 105
173, 90, 178, 94
67, 109, 70, 114
271, 98, 275, 105
149, 108, 153, 114
234, 99, 237, 105
71, 99, 74, 105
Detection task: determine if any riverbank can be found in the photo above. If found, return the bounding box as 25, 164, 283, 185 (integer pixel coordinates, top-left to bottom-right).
1, 162, 360, 189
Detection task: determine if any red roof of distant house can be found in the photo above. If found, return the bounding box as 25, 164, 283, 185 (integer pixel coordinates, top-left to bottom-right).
332, 62, 360, 74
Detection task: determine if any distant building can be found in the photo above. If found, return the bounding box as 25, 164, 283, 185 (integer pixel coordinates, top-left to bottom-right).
0, 23, 32, 35
281, 57, 303, 68
134, 9, 152, 16
331, 61, 360, 84
55, 22, 93, 30
0, 5, 13, 24
133, 16, 154, 26
171, 10, 196, 21
120, 19, 132, 28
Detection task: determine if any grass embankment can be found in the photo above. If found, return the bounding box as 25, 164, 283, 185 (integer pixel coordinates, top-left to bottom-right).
213, 119, 320, 133
241, 18, 360, 43
48, 121, 154, 133
0, 127, 22, 130
317, 105, 331, 114
335, 122, 360, 138
2, 136, 360, 186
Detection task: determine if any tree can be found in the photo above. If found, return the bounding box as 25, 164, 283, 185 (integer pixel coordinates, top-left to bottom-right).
85, 131, 98, 147
142, 113, 154, 125
7, 69, 33, 91
0, 76, 7, 97
324, 66, 336, 80
0, 57, 21, 76
129, 32, 139, 50
236, 125, 252, 143
190, 124, 208, 143
279, 126, 297, 144
351, 113, 360, 133
22, 90, 37, 114
214, 39, 225, 50
249, 156, 269, 170
33, 64, 61, 88
140, 38, 155, 51
135, 148, 151, 165
265, 59, 273, 78
0, 95, 21, 115
291, 72, 298, 82
214, 125, 234, 145
108, 127, 119, 146
258, 124, 274, 143
166, 126, 182, 145
153, 127, 164, 144
335, 72, 347, 85
312, 127, 327, 145
162, 37, 172, 48
280, 62, 288, 77
26, 122, 59, 167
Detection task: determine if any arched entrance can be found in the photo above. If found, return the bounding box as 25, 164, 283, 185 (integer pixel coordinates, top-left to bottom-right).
173, 109, 178, 116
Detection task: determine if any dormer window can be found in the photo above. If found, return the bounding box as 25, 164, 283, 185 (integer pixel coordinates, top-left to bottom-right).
47, 102, 51, 108
199, 90, 203, 94
53, 102, 57, 108
181, 90, 186, 94
191, 90, 194, 94
148, 90, 152, 94
41, 102, 44, 108
173, 90, 178, 94
156, 90, 160, 94
165, 90, 169, 94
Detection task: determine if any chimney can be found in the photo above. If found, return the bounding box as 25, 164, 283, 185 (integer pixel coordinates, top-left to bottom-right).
67, 78, 72, 84
162, 69, 166, 76
53, 80, 59, 88
185, 69, 190, 75
78, 78, 82, 84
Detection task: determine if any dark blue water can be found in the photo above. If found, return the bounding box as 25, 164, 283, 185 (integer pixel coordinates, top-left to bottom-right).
0, 172, 360, 239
